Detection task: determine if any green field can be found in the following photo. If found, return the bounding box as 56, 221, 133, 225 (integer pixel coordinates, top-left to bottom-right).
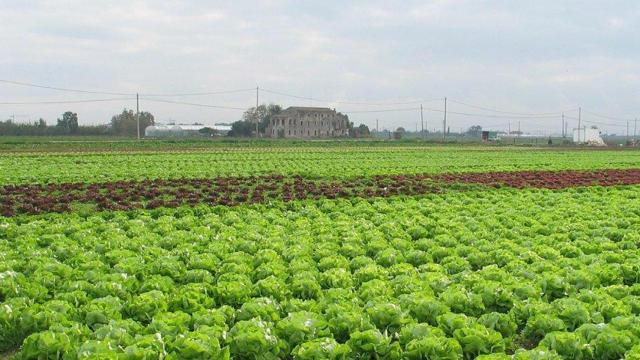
2, 146, 640, 185
2, 142, 640, 359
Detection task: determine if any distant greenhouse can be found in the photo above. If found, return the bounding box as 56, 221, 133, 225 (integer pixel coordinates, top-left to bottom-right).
145, 124, 232, 137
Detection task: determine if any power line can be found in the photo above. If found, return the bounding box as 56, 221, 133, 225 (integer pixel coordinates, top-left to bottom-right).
0, 97, 134, 105
565, 115, 626, 128
0, 79, 257, 98
0, 79, 134, 96
343, 107, 420, 114
447, 98, 576, 116
343, 106, 561, 119
142, 88, 255, 97
482, 122, 512, 129
423, 106, 558, 119
261, 88, 440, 106
582, 119, 626, 128
140, 97, 247, 110
1, 79, 637, 126
581, 109, 633, 123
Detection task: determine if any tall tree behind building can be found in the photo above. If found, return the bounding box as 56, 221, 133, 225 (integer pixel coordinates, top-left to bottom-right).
241, 104, 283, 134
229, 104, 283, 137
56, 111, 78, 134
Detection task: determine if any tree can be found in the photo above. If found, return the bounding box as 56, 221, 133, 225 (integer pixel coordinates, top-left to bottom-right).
241, 104, 283, 134
110, 109, 154, 136
350, 123, 371, 138
467, 125, 483, 137
36, 118, 47, 128
57, 111, 78, 134
229, 104, 283, 137
199, 127, 217, 137
228, 120, 254, 137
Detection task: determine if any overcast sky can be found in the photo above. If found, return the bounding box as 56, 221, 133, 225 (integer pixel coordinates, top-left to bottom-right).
1, 0, 639, 134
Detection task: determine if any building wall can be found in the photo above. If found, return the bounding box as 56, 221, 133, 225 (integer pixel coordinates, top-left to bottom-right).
573, 128, 604, 144
266, 108, 349, 138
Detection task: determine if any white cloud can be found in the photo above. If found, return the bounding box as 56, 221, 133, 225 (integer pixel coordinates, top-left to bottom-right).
0, 0, 638, 134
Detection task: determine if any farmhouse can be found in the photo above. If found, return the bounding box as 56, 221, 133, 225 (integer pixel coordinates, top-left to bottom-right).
266, 107, 350, 138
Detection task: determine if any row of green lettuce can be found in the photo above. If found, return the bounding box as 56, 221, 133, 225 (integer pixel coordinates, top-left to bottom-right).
2, 186, 640, 358
3, 147, 640, 184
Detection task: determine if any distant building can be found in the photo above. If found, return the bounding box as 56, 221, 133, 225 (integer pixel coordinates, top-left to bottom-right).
145, 124, 232, 137
266, 107, 350, 138
573, 127, 605, 146
481, 131, 500, 141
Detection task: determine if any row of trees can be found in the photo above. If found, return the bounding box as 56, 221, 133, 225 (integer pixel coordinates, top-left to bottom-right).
2, 105, 380, 138
0, 109, 154, 137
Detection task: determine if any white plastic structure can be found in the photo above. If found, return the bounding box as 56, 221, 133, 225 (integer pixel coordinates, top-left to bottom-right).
573, 127, 605, 146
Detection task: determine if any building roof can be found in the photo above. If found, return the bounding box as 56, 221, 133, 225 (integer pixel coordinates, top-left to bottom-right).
273, 107, 341, 118
287, 106, 334, 112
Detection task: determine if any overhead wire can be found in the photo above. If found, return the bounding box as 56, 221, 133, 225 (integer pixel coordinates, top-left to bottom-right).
581, 109, 633, 123
140, 97, 248, 110
447, 98, 575, 116
0, 79, 134, 96
564, 115, 626, 128
423, 106, 559, 119
582, 120, 626, 128
261, 88, 441, 106
0, 97, 134, 105
142, 88, 256, 97
343, 107, 420, 113
0, 79, 637, 127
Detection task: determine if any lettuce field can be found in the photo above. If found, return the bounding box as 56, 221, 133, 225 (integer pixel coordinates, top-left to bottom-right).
3, 144, 640, 359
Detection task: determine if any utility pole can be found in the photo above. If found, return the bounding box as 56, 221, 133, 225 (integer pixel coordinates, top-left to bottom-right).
562, 113, 565, 138
627, 120, 630, 143
508, 122, 511, 135
518, 121, 521, 137
255, 86, 259, 138
442, 97, 447, 142
577, 107, 582, 143
420, 104, 424, 140
634, 118, 638, 143
376, 119, 379, 134
136, 93, 140, 140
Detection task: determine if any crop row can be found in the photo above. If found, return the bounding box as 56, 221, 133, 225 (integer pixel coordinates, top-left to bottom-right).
2, 169, 640, 217
3, 147, 640, 185
2, 187, 640, 358
436, 168, 640, 189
